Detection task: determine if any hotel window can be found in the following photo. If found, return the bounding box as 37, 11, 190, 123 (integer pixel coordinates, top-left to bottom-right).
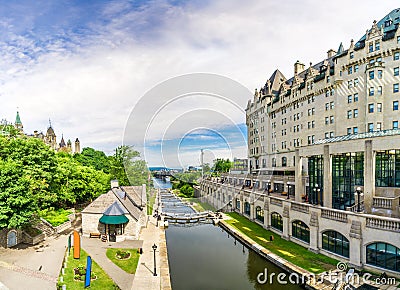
354, 78, 359, 87
308, 109, 312, 116
325, 103, 329, 111
378, 86, 382, 95
325, 132, 329, 138
395, 52, 400, 60
375, 41, 380, 51
325, 91, 329, 97
347, 128, 352, 135
312, 108, 315, 115
369, 42, 374, 53
378, 70, 382, 79
312, 121, 315, 128
330, 102, 334, 109
330, 116, 334, 124
369, 87, 374, 96
394, 101, 399, 110
366, 242, 400, 272
354, 109, 358, 118
348, 67, 352, 75
393, 121, 399, 129
368, 103, 374, 113
308, 122, 311, 129
322, 231, 349, 258
347, 95, 352, 103
354, 64, 359, 72
347, 110, 352, 119
326, 76, 330, 83
292, 221, 310, 243
376, 56, 382, 63
325, 117, 330, 125
394, 83, 399, 93
354, 93, 359, 102
377, 122, 382, 131
353, 127, 358, 134
377, 103, 382, 112
347, 80, 353, 89
271, 213, 283, 232
349, 52, 354, 59
369, 71, 374, 80
282, 157, 287, 167
368, 123, 374, 132
330, 132, 334, 138
398, 36, 400, 44
395, 67, 399, 76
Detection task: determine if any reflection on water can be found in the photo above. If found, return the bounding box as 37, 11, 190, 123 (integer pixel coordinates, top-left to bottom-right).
160, 192, 303, 290
153, 177, 172, 189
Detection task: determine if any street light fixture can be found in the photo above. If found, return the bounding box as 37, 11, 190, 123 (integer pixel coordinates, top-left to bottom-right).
287, 182, 290, 199
152, 244, 157, 276
354, 187, 364, 213
267, 180, 271, 195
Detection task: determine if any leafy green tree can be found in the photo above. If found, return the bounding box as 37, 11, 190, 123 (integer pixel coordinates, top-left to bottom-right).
74, 147, 111, 173
110, 145, 149, 186
0, 160, 38, 228
213, 158, 232, 173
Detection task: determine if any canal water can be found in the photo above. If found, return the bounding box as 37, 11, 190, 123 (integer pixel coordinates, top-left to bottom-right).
154, 178, 303, 290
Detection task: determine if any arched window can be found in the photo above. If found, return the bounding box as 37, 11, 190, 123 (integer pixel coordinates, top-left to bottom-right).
322, 231, 349, 258
255, 206, 264, 223
244, 202, 251, 216
271, 212, 283, 231
235, 198, 240, 210
282, 157, 287, 167
292, 220, 310, 243
366, 242, 400, 272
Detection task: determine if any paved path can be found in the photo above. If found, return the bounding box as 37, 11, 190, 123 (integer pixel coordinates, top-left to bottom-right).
0, 234, 68, 290
132, 216, 171, 290
81, 237, 137, 290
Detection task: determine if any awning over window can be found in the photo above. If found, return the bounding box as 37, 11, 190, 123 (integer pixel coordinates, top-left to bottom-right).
99, 214, 129, 224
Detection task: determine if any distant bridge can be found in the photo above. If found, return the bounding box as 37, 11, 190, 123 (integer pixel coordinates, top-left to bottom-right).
163, 211, 216, 223
152, 170, 174, 179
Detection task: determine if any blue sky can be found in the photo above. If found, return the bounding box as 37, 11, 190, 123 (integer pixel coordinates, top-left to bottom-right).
0, 0, 399, 168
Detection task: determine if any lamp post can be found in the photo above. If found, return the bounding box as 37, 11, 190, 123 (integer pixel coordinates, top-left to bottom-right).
287, 182, 290, 199
267, 180, 271, 195
354, 187, 364, 213
152, 244, 157, 276
314, 184, 319, 205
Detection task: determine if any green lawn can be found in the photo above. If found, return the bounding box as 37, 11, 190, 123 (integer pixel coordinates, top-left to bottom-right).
105, 248, 140, 274
39, 208, 72, 226
59, 248, 119, 289
183, 198, 216, 212
147, 191, 157, 215
225, 212, 338, 274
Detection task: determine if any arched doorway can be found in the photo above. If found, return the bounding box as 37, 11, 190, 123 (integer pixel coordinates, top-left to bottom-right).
7, 230, 17, 248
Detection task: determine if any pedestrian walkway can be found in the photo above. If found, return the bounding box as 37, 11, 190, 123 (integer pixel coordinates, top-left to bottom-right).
81, 237, 136, 290
132, 216, 171, 290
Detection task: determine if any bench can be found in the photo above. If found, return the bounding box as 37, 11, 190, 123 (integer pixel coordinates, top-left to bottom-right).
89, 232, 101, 238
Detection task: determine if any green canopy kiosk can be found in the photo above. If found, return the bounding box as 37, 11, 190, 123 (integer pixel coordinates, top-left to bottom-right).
99, 201, 129, 242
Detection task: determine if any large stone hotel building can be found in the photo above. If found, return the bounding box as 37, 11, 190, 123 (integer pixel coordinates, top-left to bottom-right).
200, 9, 400, 276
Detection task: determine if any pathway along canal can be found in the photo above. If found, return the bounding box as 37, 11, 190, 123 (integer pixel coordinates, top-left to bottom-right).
154, 178, 303, 290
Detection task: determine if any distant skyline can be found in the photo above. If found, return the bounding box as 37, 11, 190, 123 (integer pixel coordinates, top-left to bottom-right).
1, 1, 399, 167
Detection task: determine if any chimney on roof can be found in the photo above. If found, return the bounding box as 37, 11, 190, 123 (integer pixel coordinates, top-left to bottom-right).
294, 60, 305, 75
111, 180, 119, 189
327, 49, 336, 58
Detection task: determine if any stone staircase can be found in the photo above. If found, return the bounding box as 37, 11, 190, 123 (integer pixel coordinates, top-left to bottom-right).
34, 218, 56, 237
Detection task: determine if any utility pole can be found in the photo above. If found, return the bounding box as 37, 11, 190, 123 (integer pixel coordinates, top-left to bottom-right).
201, 149, 204, 179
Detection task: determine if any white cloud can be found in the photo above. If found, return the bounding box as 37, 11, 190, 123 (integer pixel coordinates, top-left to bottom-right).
0, 0, 398, 166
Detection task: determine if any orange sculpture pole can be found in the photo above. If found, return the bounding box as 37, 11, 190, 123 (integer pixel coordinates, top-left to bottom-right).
73, 230, 80, 259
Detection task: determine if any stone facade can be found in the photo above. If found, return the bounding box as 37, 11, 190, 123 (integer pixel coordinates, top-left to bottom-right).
200, 178, 400, 277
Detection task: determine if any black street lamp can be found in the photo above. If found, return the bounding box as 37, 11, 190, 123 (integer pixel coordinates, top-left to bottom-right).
267, 180, 271, 195
354, 187, 364, 213
287, 182, 290, 199
314, 184, 320, 205
152, 244, 157, 276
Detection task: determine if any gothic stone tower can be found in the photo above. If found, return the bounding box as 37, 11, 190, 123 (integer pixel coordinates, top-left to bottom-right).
75, 138, 80, 153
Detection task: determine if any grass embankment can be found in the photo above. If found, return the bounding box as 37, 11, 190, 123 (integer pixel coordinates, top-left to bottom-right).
105, 248, 140, 274
60, 248, 118, 289
39, 208, 72, 226
226, 212, 338, 274
147, 191, 157, 215
182, 198, 216, 212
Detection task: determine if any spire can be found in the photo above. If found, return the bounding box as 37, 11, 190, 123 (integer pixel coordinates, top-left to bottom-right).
337, 42, 344, 54
15, 111, 23, 131
59, 134, 66, 147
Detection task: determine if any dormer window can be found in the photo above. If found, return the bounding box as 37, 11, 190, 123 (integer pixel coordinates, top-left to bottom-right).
385, 19, 392, 27
350, 52, 354, 59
